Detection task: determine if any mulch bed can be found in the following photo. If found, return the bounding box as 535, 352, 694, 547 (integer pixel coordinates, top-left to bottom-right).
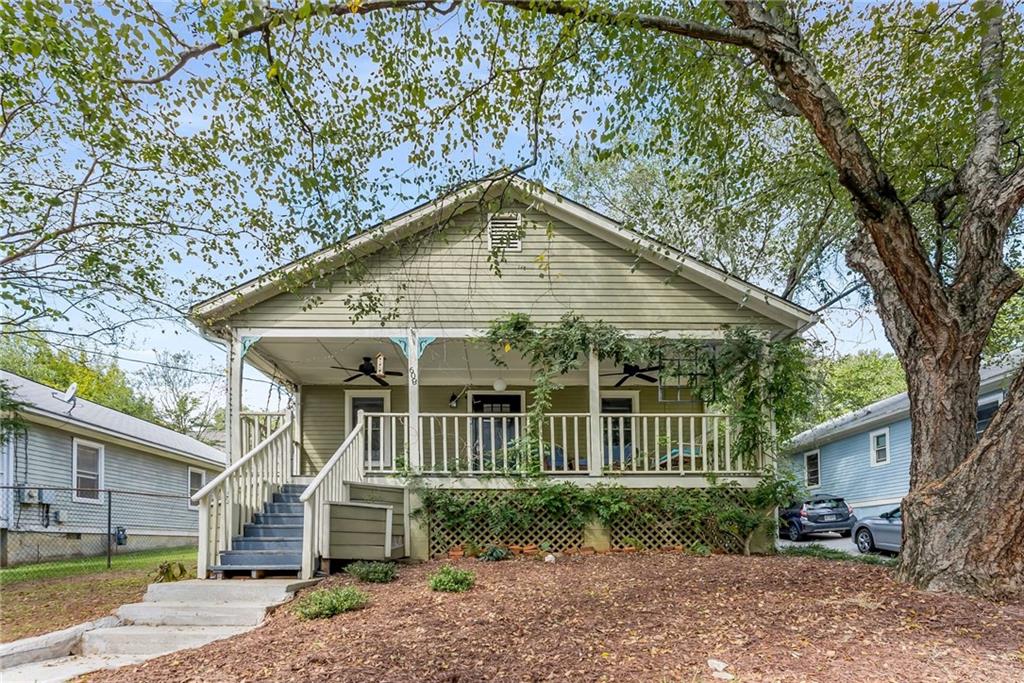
87, 554, 1024, 682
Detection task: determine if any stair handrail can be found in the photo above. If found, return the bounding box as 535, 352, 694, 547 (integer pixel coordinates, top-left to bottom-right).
192, 418, 293, 504
299, 413, 365, 578
194, 418, 295, 578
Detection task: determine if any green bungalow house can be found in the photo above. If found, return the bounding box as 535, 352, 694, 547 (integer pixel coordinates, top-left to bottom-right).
188, 176, 816, 579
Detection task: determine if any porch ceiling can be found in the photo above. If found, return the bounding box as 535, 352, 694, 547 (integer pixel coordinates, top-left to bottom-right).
250, 336, 661, 388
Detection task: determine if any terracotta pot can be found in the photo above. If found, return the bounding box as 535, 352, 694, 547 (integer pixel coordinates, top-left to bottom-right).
448, 550, 464, 560
579, 546, 595, 555
623, 546, 638, 554
509, 545, 524, 555
523, 548, 540, 556
563, 548, 577, 556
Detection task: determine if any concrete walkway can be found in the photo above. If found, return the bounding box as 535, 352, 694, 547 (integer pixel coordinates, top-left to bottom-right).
2, 578, 316, 682
776, 531, 859, 554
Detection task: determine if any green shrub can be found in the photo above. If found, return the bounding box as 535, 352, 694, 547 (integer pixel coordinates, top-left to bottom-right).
344, 561, 397, 583
478, 545, 511, 562
151, 560, 191, 583
428, 564, 475, 592
688, 541, 711, 557
293, 586, 368, 620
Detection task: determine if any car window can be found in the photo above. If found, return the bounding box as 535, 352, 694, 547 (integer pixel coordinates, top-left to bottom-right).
806, 498, 845, 509
888, 508, 902, 520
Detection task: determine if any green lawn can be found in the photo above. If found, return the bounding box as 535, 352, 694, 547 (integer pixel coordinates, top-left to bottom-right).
0, 546, 198, 642
0, 545, 197, 585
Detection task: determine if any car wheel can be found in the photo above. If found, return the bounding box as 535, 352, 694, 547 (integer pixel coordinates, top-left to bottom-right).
787, 524, 803, 542
855, 528, 874, 553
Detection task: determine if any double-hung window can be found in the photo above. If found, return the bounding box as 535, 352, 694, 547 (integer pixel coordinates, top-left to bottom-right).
188, 467, 206, 510
72, 438, 104, 504
804, 450, 820, 488
869, 428, 890, 466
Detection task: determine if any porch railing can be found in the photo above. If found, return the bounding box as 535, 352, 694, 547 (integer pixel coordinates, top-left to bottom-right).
241, 411, 289, 455
299, 415, 366, 579
193, 418, 295, 577
354, 412, 754, 476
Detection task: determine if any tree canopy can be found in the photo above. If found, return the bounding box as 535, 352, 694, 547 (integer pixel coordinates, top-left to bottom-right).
817, 351, 907, 421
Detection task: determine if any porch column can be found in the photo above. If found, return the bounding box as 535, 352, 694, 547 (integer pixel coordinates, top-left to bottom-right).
588, 348, 602, 477
407, 329, 421, 472
225, 333, 244, 463
293, 385, 303, 476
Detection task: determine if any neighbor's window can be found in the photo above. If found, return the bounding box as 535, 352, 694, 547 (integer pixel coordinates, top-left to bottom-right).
804, 451, 820, 488
869, 428, 890, 466
188, 467, 206, 510
72, 439, 104, 503
976, 400, 1000, 436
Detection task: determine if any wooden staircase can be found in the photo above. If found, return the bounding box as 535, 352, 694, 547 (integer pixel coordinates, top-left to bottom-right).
210, 484, 306, 577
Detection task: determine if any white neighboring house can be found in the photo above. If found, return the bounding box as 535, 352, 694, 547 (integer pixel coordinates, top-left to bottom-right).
0, 370, 226, 566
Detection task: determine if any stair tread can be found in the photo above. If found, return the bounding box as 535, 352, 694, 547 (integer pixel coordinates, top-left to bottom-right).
210, 564, 302, 571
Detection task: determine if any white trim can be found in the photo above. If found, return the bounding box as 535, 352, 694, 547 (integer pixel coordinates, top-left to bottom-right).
344, 389, 392, 467
465, 390, 528, 413
233, 327, 732, 341
868, 427, 890, 467
803, 450, 821, 489
187, 467, 207, 510
344, 390, 392, 436
71, 438, 105, 505
600, 390, 640, 413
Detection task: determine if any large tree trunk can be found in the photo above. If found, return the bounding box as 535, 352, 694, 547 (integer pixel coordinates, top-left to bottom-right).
898, 369, 1024, 597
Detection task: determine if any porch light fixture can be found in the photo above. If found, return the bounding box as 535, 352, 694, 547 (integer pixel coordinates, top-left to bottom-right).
492, 378, 507, 392
448, 393, 459, 408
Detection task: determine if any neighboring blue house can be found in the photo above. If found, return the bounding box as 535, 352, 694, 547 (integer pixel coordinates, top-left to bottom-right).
785, 363, 1017, 519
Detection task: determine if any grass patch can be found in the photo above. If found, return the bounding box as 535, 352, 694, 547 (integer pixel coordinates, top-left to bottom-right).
0, 546, 197, 585
778, 543, 897, 566
293, 586, 369, 620
0, 547, 198, 642
344, 561, 397, 583
428, 564, 475, 592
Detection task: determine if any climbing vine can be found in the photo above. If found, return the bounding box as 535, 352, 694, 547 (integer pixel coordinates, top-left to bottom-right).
414, 471, 803, 556
482, 312, 818, 472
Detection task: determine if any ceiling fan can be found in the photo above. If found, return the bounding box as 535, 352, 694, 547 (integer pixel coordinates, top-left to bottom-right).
332, 356, 404, 387
601, 363, 663, 387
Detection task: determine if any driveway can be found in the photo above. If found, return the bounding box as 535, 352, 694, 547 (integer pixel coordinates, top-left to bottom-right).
776, 531, 858, 554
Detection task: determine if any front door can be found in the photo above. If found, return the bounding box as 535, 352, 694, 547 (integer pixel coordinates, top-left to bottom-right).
470, 393, 522, 464
348, 392, 389, 467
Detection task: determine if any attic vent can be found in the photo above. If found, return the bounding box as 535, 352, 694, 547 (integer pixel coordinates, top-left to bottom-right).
487, 212, 523, 252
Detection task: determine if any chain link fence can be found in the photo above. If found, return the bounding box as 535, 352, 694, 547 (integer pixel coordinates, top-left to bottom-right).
0, 485, 199, 582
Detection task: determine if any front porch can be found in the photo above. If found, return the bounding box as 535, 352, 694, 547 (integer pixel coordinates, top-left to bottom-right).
194, 328, 771, 580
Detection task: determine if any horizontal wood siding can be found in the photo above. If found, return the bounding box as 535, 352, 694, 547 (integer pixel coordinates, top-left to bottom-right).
7, 423, 219, 534
231, 205, 780, 331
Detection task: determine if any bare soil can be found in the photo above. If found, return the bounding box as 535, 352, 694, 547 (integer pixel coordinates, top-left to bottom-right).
88, 554, 1024, 682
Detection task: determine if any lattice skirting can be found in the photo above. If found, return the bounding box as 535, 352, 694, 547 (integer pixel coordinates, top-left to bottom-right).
427, 490, 585, 556
426, 488, 755, 556
608, 488, 752, 553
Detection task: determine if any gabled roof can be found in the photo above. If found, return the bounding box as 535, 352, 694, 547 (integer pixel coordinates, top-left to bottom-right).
787, 362, 1018, 452
3, 370, 226, 468
190, 176, 816, 333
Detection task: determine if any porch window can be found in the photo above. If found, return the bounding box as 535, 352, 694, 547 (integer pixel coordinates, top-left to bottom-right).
869, 428, 889, 466
601, 393, 638, 468
804, 450, 820, 488
72, 438, 104, 504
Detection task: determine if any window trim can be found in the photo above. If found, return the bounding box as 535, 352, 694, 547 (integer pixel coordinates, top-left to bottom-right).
599, 390, 640, 414
868, 427, 890, 467
187, 467, 206, 510
71, 437, 105, 505
803, 450, 821, 489
466, 390, 528, 414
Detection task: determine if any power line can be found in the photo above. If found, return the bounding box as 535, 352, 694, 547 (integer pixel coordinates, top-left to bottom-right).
41, 339, 285, 387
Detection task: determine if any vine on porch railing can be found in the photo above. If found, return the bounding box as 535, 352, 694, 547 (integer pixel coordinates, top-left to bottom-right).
482, 313, 818, 472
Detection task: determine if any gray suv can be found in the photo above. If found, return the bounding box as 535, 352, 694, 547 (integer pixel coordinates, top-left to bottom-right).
779, 494, 857, 541
853, 507, 902, 553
